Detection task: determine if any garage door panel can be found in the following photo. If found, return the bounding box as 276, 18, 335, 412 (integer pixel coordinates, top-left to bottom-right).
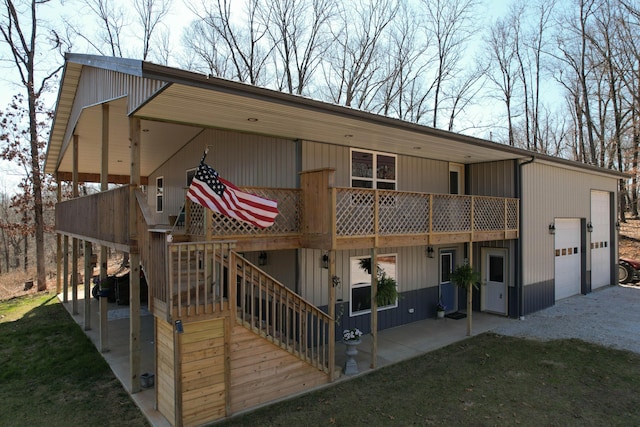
591, 191, 610, 289
555, 219, 581, 300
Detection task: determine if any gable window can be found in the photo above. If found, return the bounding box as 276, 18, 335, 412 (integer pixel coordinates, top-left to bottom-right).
350, 254, 398, 316
156, 176, 164, 213
351, 149, 396, 190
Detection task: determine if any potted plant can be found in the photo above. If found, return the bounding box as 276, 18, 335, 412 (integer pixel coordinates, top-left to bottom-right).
342, 327, 363, 343
436, 302, 446, 318
450, 263, 480, 336
358, 259, 399, 307
342, 328, 363, 375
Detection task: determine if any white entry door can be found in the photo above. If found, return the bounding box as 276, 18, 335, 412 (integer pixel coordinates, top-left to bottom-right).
482, 248, 508, 315
591, 191, 611, 289
554, 218, 581, 300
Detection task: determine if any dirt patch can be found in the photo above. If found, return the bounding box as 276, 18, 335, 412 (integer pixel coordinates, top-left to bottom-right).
619, 218, 640, 260
0, 252, 129, 301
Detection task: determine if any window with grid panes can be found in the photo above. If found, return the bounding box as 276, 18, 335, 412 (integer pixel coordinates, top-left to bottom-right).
351, 149, 396, 190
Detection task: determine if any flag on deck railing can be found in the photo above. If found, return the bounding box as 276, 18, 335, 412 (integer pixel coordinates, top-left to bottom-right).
186, 154, 279, 229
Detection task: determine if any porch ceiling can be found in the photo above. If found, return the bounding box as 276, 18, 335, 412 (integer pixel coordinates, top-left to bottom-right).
56, 97, 203, 178
135, 83, 522, 166
51, 79, 527, 182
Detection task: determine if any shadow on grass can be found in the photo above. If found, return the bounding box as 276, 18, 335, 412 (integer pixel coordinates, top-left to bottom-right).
0, 293, 148, 427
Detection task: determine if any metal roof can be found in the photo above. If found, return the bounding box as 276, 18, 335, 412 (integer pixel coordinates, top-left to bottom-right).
45, 53, 628, 181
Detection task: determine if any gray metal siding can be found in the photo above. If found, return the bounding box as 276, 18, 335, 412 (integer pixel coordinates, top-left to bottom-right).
301, 140, 449, 192
148, 128, 297, 223
468, 160, 516, 197
63, 67, 166, 156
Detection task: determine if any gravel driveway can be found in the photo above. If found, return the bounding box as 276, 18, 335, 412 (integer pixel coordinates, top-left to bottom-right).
492, 284, 640, 354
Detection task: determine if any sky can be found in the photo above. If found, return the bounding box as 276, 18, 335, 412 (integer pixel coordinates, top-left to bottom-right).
0, 0, 514, 195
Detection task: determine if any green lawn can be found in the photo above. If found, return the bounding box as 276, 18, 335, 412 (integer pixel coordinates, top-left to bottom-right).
0, 293, 148, 427
2, 293, 640, 427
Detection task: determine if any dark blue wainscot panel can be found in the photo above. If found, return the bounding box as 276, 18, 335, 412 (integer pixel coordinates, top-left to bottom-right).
523, 280, 554, 316
322, 287, 441, 340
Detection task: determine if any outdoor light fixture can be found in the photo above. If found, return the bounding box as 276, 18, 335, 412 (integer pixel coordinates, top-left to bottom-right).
321, 253, 329, 269
258, 252, 267, 266
426, 246, 435, 258
549, 223, 556, 234
587, 222, 593, 233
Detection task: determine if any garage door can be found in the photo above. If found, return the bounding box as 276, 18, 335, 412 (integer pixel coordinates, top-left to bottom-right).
591, 191, 611, 289
555, 218, 581, 300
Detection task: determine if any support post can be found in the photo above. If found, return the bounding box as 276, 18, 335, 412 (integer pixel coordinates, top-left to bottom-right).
370, 247, 378, 369
56, 180, 62, 295
84, 241, 92, 330
63, 235, 69, 303
328, 249, 336, 381
467, 242, 474, 337
129, 117, 142, 393
72, 135, 79, 314
100, 103, 109, 352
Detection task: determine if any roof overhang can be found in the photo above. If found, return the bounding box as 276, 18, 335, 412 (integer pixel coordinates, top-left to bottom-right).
45, 54, 628, 182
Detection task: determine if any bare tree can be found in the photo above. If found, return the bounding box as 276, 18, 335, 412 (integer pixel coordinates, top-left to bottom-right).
485, 16, 519, 145
181, 18, 232, 77
321, 0, 397, 108
258, 0, 336, 95
133, 0, 171, 61
375, 1, 432, 123
0, 1, 62, 290
186, 0, 273, 85
75, 0, 126, 56
420, 0, 478, 129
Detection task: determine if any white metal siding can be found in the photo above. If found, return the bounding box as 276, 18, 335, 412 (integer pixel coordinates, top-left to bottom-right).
521, 161, 617, 291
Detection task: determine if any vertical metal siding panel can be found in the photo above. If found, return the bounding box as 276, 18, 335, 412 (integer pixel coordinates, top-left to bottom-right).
148, 128, 297, 223
468, 161, 515, 197
521, 162, 618, 293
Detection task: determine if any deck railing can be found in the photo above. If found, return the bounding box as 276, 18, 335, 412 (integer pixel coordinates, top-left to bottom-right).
334, 187, 519, 237
164, 241, 234, 320
232, 251, 332, 373
55, 185, 130, 249
186, 187, 303, 238
161, 243, 332, 372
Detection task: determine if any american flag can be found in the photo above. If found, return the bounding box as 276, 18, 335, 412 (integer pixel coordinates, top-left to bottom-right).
186, 160, 278, 229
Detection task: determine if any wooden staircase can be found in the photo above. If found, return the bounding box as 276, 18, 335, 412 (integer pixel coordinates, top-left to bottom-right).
151, 240, 334, 426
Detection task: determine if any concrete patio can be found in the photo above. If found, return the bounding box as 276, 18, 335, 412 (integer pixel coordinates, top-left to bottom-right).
59, 288, 512, 426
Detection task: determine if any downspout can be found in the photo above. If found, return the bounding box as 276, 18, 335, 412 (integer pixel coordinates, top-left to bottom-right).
517, 156, 535, 320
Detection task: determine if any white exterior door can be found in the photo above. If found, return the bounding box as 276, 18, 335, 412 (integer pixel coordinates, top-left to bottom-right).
482, 248, 508, 315
591, 191, 611, 289
554, 218, 582, 300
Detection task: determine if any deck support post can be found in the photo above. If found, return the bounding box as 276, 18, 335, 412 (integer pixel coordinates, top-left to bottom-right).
100, 103, 109, 352
72, 135, 79, 315
370, 247, 378, 369
63, 235, 69, 302
84, 241, 92, 330
328, 249, 336, 381
129, 117, 142, 393
56, 181, 62, 295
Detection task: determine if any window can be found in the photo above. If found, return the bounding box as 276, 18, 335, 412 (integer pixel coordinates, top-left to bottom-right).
351, 149, 396, 190
156, 176, 164, 213
186, 168, 196, 188
350, 254, 398, 316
